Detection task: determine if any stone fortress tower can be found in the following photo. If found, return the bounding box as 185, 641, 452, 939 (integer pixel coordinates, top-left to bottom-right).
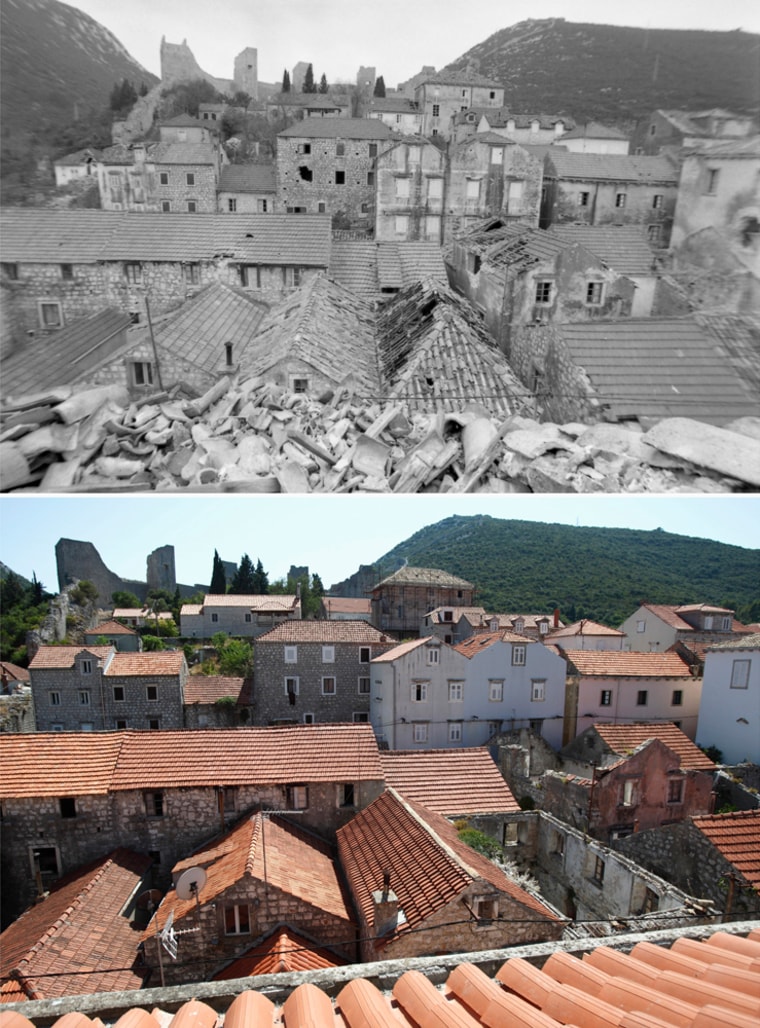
159, 37, 258, 100
234, 48, 258, 99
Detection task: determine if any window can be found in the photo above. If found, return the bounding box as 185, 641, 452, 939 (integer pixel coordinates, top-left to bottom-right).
427, 648, 440, 666
368, 144, 378, 158
336, 141, 345, 156
667, 778, 683, 803
2, 263, 19, 280
159, 172, 169, 185
466, 178, 480, 200
534, 281, 552, 305
353, 711, 369, 722
704, 615, 713, 630
59, 797, 77, 819
539, 621, 548, 635
366, 171, 375, 186
224, 904, 250, 935
358, 677, 370, 695
291, 377, 309, 393
284, 266, 303, 287
49, 691, 61, 706
297, 143, 311, 155
130, 361, 154, 388
285, 646, 298, 663
731, 660, 750, 689
600, 689, 612, 707
184, 263, 201, 285
210, 612, 219, 623
427, 177, 443, 199
322, 676, 336, 695
671, 689, 683, 706
161, 200, 171, 212
79, 690, 91, 706
61, 263, 73, 280
186, 173, 195, 186
144, 791, 164, 817
649, 123, 657, 136
285, 677, 299, 701
578, 191, 590, 206
38, 301, 63, 329
31, 846, 61, 883
473, 896, 498, 923
449, 722, 462, 742
303, 712, 315, 724
286, 784, 308, 809
449, 681, 463, 702
360, 647, 371, 664
622, 780, 637, 806
80, 721, 94, 731
413, 722, 428, 743
244, 612, 252, 623
705, 169, 720, 194
512, 645, 526, 666
636, 620, 646, 633
721, 616, 732, 631
648, 224, 661, 244
124, 262, 143, 285
489, 680, 503, 702
113, 686, 125, 702
395, 177, 410, 199
115, 719, 127, 730
432, 104, 440, 117
615, 193, 626, 208
148, 718, 160, 730
592, 855, 605, 885
412, 681, 428, 702
339, 783, 355, 807
335, 170, 345, 185
636, 690, 648, 706
257, 198, 268, 213
652, 194, 663, 209
394, 215, 409, 236
531, 679, 546, 702
322, 645, 335, 663
187, 201, 197, 212
642, 888, 659, 914
146, 685, 158, 701
586, 281, 604, 305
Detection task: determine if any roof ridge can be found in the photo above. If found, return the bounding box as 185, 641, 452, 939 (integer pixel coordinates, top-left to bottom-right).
388, 788, 481, 880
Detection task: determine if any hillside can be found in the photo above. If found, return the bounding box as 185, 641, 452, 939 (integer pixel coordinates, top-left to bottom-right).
350, 516, 760, 627
444, 18, 760, 123
0, 0, 158, 143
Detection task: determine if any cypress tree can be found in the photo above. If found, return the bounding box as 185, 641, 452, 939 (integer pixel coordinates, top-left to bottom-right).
210, 549, 227, 594
282, 69, 291, 93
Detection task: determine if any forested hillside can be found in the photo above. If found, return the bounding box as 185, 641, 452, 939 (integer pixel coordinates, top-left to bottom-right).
365, 516, 760, 627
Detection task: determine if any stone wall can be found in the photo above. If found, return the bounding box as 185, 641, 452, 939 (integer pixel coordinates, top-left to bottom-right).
509, 324, 601, 423
56, 539, 146, 606
276, 134, 379, 225
147, 546, 177, 594
0, 690, 35, 733
160, 38, 233, 93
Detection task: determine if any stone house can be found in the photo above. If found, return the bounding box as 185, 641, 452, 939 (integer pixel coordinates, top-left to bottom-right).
634, 108, 758, 157
180, 593, 301, 639
0, 210, 332, 342
618, 809, 760, 919
112, 607, 173, 628
546, 619, 626, 651
265, 92, 350, 122
217, 164, 276, 213
0, 665, 34, 734
53, 147, 102, 187
251, 620, 396, 726
413, 71, 504, 140
365, 96, 422, 134
452, 110, 571, 147
29, 645, 188, 732
369, 566, 475, 636
559, 123, 630, 155
337, 789, 563, 963
561, 649, 700, 744
276, 118, 393, 224
83, 619, 142, 652
0, 723, 385, 918
540, 153, 678, 247
697, 633, 760, 765
419, 606, 490, 643
212, 925, 347, 979
619, 602, 749, 654
183, 675, 247, 729
373, 137, 447, 243
320, 597, 372, 621
546, 732, 715, 843
143, 813, 357, 985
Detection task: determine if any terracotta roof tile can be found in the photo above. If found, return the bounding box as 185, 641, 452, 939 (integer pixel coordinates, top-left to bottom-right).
549, 225, 657, 277
547, 152, 678, 182
563, 649, 691, 677
256, 621, 393, 644
380, 750, 519, 814
0, 850, 151, 999
85, 621, 138, 637
692, 810, 760, 887
371, 638, 435, 662
0, 734, 124, 797
105, 652, 185, 676
454, 631, 536, 657
593, 723, 716, 770
0, 662, 30, 683
28, 647, 114, 669
373, 567, 474, 590
547, 619, 624, 639
279, 118, 392, 140
183, 676, 244, 705
213, 927, 345, 979
201, 594, 298, 610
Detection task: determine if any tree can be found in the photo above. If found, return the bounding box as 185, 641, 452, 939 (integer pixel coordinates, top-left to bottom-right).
302, 64, 315, 93
0, 571, 26, 611
218, 638, 253, 676
139, 81, 149, 97
318, 73, 329, 94
109, 78, 138, 113
230, 554, 256, 594
252, 559, 269, 594
373, 76, 386, 98
210, 550, 227, 594
112, 590, 142, 608
69, 580, 98, 605
232, 90, 251, 107
282, 69, 291, 93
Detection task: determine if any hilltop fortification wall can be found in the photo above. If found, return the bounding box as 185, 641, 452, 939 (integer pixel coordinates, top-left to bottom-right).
160, 36, 233, 93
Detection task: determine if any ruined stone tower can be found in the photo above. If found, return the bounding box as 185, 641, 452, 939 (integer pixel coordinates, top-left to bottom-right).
146, 545, 177, 594
234, 48, 258, 100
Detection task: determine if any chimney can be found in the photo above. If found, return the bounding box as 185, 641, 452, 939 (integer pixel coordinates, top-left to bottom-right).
553, 607, 560, 628
372, 871, 399, 937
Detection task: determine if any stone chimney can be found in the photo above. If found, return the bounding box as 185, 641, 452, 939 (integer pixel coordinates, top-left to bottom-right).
553, 607, 560, 628
372, 871, 399, 937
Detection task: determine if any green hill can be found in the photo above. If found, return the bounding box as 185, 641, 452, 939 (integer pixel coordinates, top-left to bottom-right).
445, 18, 760, 123
363, 516, 760, 627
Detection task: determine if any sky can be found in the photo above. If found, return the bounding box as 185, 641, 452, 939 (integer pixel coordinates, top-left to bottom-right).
0, 495, 758, 595
64, 0, 760, 90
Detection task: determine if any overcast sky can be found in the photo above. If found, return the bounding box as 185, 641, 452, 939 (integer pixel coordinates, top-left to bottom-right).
1, 495, 758, 595
64, 0, 760, 90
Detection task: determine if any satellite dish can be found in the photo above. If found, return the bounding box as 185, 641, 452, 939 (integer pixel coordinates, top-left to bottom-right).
136, 888, 163, 911
175, 866, 207, 901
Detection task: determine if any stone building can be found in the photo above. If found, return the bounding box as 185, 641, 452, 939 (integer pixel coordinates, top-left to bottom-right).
369, 566, 475, 636
180, 593, 301, 639
234, 47, 258, 100
373, 137, 447, 243
251, 621, 396, 726
143, 813, 356, 985
414, 71, 504, 140
337, 789, 563, 963
217, 164, 276, 214
276, 118, 393, 224
0, 724, 385, 919
634, 107, 758, 157
182, 675, 247, 729
365, 97, 422, 134
83, 620, 142, 652
451, 110, 571, 147
29, 646, 188, 732
447, 136, 543, 236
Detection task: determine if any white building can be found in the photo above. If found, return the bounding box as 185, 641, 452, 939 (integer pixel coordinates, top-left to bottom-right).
180, 594, 301, 639
697, 633, 760, 764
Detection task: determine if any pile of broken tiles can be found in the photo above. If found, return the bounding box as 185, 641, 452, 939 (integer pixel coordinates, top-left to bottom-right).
2, 376, 759, 494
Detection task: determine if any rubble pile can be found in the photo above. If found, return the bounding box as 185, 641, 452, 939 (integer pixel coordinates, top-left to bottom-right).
2, 377, 759, 494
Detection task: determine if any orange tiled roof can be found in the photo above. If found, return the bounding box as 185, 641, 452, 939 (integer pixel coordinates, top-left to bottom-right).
85, 620, 138, 636
380, 749, 519, 814
692, 810, 760, 887
0, 849, 151, 1000
201, 594, 298, 610
0, 662, 30, 682
593, 722, 716, 771
640, 603, 696, 631
0, 724, 383, 798
454, 630, 535, 657
337, 789, 559, 945
105, 652, 185, 676
28, 646, 113, 669
256, 621, 394, 643
183, 676, 244, 704
564, 649, 691, 677
154, 814, 354, 931
371, 637, 432, 662
214, 927, 346, 979
548, 619, 624, 638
